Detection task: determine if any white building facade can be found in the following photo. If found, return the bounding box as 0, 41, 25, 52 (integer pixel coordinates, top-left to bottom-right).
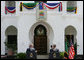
1, 1, 83, 56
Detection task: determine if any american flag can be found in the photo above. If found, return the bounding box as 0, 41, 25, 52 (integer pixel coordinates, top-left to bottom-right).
68, 40, 75, 59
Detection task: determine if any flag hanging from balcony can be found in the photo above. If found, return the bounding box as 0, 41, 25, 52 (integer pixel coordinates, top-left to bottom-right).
19, 2, 62, 12
5, 6, 16, 14
20, 2, 39, 11
67, 7, 77, 14
39, 2, 44, 10
59, 2, 62, 11
68, 40, 75, 59
20, 2, 23, 11
22, 3, 36, 9
43, 2, 62, 11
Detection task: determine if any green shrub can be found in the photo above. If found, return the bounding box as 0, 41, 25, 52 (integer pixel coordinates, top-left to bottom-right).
4, 42, 17, 51
16, 53, 26, 59
60, 52, 64, 58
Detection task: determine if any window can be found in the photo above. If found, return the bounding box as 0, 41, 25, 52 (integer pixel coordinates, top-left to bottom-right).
5, 1, 16, 14
7, 35, 17, 44
67, 1, 77, 14
6, 1, 15, 7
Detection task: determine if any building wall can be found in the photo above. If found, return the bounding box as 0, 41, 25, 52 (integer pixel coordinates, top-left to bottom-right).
1, 1, 83, 55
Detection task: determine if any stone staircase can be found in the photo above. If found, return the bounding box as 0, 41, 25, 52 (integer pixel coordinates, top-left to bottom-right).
37, 55, 49, 59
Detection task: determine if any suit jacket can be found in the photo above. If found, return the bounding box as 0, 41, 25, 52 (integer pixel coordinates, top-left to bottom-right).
49, 49, 53, 59
49, 48, 60, 59
26, 48, 37, 59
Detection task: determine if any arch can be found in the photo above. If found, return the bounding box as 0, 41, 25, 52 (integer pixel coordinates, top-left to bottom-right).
65, 25, 77, 36
34, 24, 47, 36
5, 25, 17, 36
5, 25, 17, 54
29, 21, 54, 53
64, 25, 77, 55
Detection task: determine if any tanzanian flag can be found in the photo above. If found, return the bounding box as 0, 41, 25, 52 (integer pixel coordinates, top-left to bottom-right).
65, 39, 68, 54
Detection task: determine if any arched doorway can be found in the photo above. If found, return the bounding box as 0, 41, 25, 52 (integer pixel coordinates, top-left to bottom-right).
34, 24, 47, 55
29, 21, 54, 54
5, 25, 17, 54
65, 25, 77, 57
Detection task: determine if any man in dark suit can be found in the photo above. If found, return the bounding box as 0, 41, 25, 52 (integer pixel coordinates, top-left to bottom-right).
49, 44, 60, 59
26, 44, 37, 59
53, 44, 60, 59
49, 45, 54, 59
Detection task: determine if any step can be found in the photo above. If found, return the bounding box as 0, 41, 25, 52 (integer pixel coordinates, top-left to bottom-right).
37, 55, 49, 59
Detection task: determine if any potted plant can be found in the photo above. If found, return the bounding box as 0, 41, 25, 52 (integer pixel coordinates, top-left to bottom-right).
4, 42, 17, 54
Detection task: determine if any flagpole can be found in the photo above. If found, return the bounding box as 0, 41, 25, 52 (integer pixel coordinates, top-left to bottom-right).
70, 35, 71, 44
70, 35, 72, 45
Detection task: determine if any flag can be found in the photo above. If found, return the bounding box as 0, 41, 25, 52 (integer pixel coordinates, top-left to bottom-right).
65, 39, 68, 54
39, 2, 44, 10
75, 7, 77, 14
22, 3, 36, 9
43, 3, 60, 9
20, 2, 23, 11
68, 40, 75, 59
5, 6, 16, 13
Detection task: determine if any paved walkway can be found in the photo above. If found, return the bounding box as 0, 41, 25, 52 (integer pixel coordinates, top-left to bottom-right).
37, 55, 49, 59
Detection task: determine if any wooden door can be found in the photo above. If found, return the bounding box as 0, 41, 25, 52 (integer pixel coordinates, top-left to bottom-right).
34, 35, 47, 55
34, 25, 47, 55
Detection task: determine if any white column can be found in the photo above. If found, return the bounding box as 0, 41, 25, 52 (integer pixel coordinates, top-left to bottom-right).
77, 1, 83, 17
76, 23, 83, 55
1, 1, 5, 16
17, 17, 32, 53
62, 1, 67, 15
16, 1, 20, 16
1, 25, 6, 55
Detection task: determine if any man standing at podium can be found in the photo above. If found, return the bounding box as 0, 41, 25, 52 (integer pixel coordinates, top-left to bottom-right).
26, 44, 37, 59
